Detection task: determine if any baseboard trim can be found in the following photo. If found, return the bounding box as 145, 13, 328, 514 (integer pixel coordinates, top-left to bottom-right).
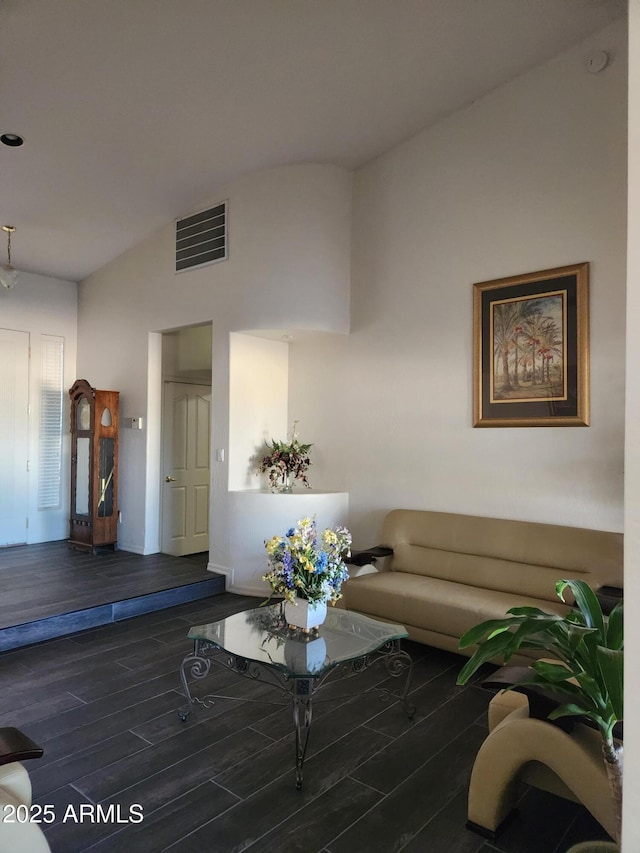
208, 561, 232, 589
208, 562, 267, 597
116, 541, 146, 555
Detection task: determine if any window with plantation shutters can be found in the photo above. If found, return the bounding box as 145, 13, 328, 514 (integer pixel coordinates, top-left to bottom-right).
38, 336, 64, 510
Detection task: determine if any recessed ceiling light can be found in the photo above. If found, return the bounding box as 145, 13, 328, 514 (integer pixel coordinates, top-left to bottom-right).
1, 134, 24, 147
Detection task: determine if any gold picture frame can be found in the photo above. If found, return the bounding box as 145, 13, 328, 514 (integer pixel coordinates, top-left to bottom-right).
473, 262, 589, 427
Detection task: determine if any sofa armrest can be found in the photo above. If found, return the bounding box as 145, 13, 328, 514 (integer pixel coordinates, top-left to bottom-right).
482, 666, 573, 730
347, 546, 393, 567
482, 666, 623, 739
0, 728, 43, 768
596, 585, 623, 615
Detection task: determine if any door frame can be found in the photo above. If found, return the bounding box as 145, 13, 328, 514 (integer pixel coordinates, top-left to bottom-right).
150, 326, 213, 556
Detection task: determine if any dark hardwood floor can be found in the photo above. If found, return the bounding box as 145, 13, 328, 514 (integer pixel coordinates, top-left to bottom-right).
0, 592, 611, 852
0, 542, 224, 650
0, 542, 222, 629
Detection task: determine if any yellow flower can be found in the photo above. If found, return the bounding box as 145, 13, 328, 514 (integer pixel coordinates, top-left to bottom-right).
322, 529, 338, 546
265, 535, 282, 555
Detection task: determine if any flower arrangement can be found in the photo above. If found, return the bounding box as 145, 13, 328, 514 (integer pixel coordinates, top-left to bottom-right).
263, 517, 352, 604
257, 421, 312, 492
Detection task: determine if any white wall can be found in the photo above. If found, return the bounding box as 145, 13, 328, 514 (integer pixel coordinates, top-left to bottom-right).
77, 163, 352, 562
223, 490, 349, 595
76, 12, 629, 631
162, 325, 212, 383
289, 19, 628, 549
0, 271, 78, 543
287, 333, 349, 492
228, 333, 289, 491
624, 2, 639, 848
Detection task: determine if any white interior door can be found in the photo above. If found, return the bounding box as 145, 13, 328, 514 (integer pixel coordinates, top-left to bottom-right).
0, 329, 29, 547
161, 382, 211, 556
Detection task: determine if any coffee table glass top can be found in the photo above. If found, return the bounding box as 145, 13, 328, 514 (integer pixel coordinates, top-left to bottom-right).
188, 604, 408, 678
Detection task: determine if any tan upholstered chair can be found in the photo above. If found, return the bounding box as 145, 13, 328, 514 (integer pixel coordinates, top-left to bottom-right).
0, 728, 51, 853
467, 688, 617, 842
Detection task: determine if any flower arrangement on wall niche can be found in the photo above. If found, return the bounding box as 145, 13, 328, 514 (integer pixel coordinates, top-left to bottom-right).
263, 516, 352, 604
257, 421, 312, 492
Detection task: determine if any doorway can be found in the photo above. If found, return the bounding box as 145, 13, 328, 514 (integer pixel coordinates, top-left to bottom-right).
160, 325, 212, 556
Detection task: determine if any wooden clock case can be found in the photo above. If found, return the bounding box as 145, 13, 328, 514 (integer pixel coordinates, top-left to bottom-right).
69, 379, 120, 552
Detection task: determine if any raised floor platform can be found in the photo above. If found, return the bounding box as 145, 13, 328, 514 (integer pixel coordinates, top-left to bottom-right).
0, 541, 225, 651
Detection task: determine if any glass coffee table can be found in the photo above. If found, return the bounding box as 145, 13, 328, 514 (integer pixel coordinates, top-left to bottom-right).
178, 603, 415, 788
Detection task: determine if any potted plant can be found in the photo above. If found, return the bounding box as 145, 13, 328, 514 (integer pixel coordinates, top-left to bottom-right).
257, 421, 313, 492
456, 579, 623, 849
263, 516, 352, 630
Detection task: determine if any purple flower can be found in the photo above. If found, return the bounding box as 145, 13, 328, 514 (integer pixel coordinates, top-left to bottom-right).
283, 551, 294, 588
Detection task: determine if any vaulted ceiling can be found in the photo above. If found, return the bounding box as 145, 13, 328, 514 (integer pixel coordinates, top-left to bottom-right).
0, 0, 625, 282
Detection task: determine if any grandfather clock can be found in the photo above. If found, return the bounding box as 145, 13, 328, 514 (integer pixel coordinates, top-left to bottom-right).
69, 379, 119, 552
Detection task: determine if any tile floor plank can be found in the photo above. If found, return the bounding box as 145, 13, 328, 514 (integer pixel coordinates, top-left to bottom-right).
86, 781, 239, 853
165, 726, 393, 853
248, 776, 383, 853
327, 724, 488, 853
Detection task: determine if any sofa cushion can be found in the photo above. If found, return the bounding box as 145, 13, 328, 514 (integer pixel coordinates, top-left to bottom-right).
391, 544, 581, 604
381, 509, 623, 599
340, 571, 570, 640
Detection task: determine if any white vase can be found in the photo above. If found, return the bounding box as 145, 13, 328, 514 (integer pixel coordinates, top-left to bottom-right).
565, 843, 619, 853
279, 470, 293, 492
284, 597, 327, 631
284, 635, 327, 674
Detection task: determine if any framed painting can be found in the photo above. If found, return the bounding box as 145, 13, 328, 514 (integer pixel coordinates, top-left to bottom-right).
473, 262, 589, 427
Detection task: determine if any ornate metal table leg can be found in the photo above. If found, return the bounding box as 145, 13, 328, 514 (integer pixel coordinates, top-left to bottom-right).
292, 679, 314, 790
383, 641, 416, 719
178, 639, 212, 721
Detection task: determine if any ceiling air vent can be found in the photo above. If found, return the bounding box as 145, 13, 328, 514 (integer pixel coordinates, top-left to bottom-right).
175, 201, 227, 273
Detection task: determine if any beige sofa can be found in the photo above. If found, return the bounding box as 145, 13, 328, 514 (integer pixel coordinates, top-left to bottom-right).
340, 509, 623, 658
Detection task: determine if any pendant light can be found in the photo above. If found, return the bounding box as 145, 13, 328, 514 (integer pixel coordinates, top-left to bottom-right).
0, 226, 18, 290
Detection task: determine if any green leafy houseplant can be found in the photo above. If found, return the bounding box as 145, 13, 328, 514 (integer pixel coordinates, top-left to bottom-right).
457, 580, 623, 847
